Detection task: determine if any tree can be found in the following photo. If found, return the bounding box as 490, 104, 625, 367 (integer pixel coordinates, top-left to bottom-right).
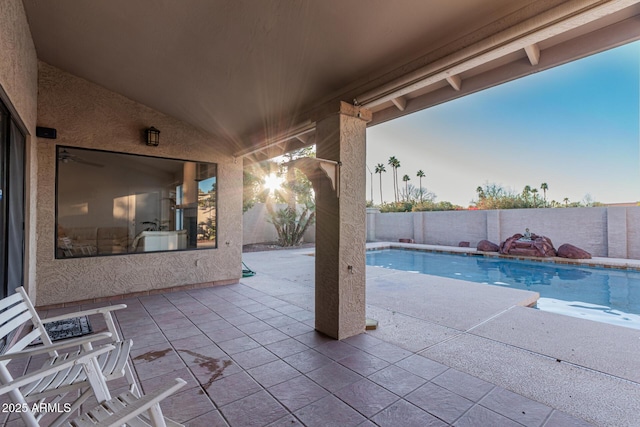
473, 182, 528, 210
522, 185, 532, 206
540, 182, 548, 207
531, 188, 539, 207
402, 174, 410, 201
265, 147, 316, 247
388, 156, 400, 203
375, 163, 386, 204
582, 193, 599, 207
563, 197, 570, 207
416, 170, 425, 202
243, 164, 271, 213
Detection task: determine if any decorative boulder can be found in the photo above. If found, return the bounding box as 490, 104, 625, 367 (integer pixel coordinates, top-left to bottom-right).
477, 240, 499, 252
557, 243, 591, 259
500, 233, 556, 257
458, 241, 470, 247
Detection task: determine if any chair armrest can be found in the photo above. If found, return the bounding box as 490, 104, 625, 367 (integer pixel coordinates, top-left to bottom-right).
76, 378, 186, 426
0, 332, 113, 361
0, 345, 115, 395
41, 305, 126, 341
41, 304, 127, 323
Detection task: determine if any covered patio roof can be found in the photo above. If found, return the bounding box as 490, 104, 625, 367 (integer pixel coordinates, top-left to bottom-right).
22, 0, 640, 161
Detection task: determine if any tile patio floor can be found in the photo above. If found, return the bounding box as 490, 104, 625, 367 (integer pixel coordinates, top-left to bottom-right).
13, 278, 594, 426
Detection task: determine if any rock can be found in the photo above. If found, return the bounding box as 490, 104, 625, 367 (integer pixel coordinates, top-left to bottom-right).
458, 241, 470, 247
477, 240, 499, 252
500, 233, 556, 257
398, 238, 414, 243
557, 243, 591, 259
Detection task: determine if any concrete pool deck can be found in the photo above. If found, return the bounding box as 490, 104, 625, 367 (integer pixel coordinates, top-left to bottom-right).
242, 243, 640, 426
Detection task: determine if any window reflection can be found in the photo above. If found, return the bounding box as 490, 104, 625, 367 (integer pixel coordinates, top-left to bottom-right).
56, 146, 217, 258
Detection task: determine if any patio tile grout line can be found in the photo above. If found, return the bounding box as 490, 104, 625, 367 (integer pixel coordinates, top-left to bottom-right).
158, 289, 320, 425
121, 288, 591, 427
132, 293, 229, 424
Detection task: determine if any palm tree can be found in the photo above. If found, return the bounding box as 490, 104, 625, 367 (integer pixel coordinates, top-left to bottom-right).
531, 188, 539, 207
402, 175, 410, 201
388, 156, 401, 202
476, 186, 485, 199
540, 183, 548, 207
563, 197, 569, 207
416, 170, 425, 202
522, 185, 532, 206
374, 163, 386, 204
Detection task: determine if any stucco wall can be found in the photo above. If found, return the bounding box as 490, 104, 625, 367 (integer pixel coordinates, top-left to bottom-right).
243, 204, 280, 245
0, 0, 38, 297
628, 208, 640, 259
422, 210, 487, 246
36, 62, 243, 306
367, 207, 640, 259
0, 0, 37, 130
374, 212, 415, 241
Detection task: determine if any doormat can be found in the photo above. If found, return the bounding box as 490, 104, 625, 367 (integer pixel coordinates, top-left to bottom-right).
31, 316, 93, 344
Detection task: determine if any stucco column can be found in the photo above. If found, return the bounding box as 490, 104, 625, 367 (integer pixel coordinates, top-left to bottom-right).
366, 207, 379, 242
314, 102, 371, 340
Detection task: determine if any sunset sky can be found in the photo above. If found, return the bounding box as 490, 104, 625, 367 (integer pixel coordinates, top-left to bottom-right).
366, 40, 640, 207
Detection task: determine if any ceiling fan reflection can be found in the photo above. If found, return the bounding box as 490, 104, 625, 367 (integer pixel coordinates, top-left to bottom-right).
58, 150, 104, 168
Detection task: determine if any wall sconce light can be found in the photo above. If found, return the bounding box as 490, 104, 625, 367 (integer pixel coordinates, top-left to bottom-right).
145, 126, 160, 146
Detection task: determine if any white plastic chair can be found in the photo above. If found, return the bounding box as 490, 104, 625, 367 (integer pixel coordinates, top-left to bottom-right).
0, 344, 186, 426
0, 287, 140, 425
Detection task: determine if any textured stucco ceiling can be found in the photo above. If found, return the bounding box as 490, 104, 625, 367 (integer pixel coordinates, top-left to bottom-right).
21, 0, 640, 154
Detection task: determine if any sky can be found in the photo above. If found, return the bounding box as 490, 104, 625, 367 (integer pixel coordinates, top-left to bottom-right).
366, 40, 640, 207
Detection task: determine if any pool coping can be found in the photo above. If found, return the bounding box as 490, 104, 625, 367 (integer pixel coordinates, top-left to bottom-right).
366, 241, 640, 272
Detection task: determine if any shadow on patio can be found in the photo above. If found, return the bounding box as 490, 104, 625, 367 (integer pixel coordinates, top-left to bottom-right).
18, 247, 640, 426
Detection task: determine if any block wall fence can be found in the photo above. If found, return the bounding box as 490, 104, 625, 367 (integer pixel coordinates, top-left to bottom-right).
243, 204, 639, 259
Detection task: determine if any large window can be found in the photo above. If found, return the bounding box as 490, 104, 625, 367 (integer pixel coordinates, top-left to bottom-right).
56, 147, 217, 258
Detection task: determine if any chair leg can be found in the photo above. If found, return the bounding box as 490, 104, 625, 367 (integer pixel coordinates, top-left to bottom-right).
8, 388, 40, 427
48, 388, 90, 427
82, 357, 111, 403
124, 362, 141, 397
147, 403, 168, 427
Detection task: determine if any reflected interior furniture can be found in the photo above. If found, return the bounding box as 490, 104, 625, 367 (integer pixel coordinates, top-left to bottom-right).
57, 236, 97, 257
96, 226, 130, 255
131, 230, 188, 252
58, 225, 130, 257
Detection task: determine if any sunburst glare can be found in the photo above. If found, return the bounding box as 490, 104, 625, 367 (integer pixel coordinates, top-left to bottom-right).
263, 173, 284, 194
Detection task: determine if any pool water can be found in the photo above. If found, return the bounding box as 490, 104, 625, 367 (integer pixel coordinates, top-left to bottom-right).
366, 249, 640, 329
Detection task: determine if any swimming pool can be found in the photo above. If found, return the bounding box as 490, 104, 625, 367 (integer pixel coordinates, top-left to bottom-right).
366, 249, 640, 329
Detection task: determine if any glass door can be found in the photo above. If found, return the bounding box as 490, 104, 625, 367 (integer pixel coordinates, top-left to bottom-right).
0, 101, 25, 299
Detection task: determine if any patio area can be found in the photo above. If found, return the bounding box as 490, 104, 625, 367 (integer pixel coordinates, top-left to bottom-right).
9, 246, 640, 426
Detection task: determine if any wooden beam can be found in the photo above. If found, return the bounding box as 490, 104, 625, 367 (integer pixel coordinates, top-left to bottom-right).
368, 15, 640, 127
357, 0, 639, 108
233, 122, 315, 158
391, 96, 407, 111
525, 43, 541, 65
295, 133, 310, 144
446, 74, 462, 91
